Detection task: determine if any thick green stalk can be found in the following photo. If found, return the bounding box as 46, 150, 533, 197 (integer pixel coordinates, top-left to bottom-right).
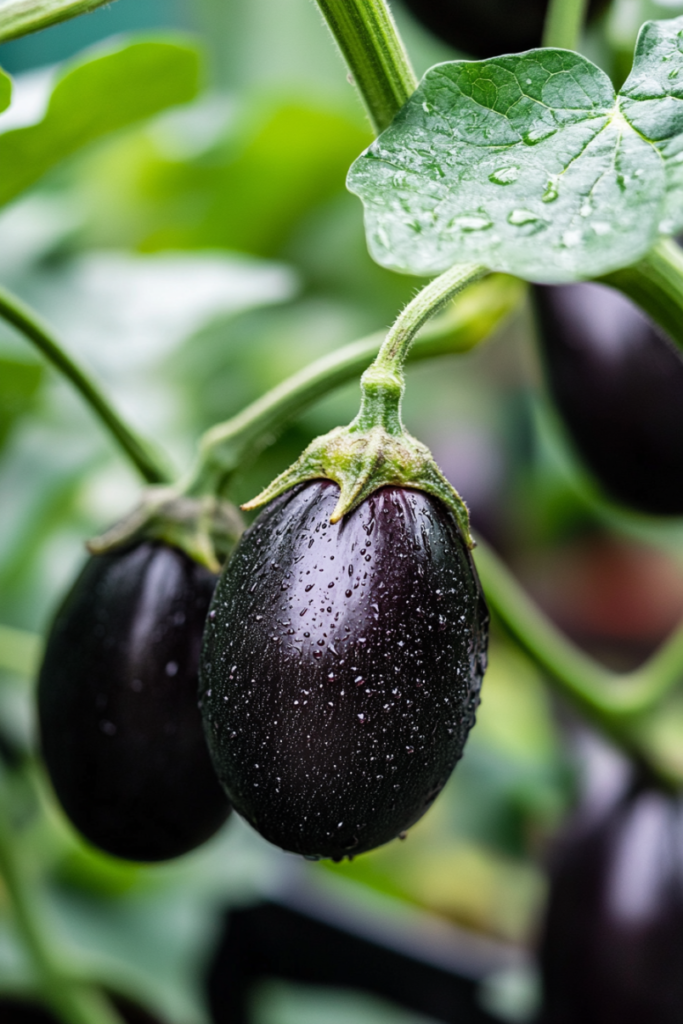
184, 275, 518, 497
541, 0, 588, 50
0, 797, 124, 1024
0, 0, 116, 43
474, 539, 683, 784
600, 239, 683, 354
0, 285, 172, 485
314, 0, 417, 132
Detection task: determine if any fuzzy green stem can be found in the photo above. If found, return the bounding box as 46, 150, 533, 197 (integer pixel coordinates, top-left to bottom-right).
474, 538, 683, 785
600, 238, 683, 355
353, 262, 487, 434
0, 0, 116, 43
541, 0, 588, 50
313, 0, 417, 132
183, 275, 519, 498
374, 263, 488, 373
0, 284, 172, 485
0, 798, 124, 1024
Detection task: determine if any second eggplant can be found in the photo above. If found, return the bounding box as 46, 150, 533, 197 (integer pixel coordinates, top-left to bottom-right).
535, 282, 683, 516
38, 541, 231, 862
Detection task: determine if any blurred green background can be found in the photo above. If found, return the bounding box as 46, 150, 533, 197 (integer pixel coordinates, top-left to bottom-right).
3, 0, 683, 1022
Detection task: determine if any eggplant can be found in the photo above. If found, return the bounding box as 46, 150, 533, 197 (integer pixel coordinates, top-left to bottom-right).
399, 0, 608, 59
539, 774, 683, 1023
38, 541, 231, 862
199, 480, 488, 860
535, 282, 683, 516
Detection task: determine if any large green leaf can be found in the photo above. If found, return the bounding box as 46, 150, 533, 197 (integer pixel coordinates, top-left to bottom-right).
347, 16, 683, 283
0, 37, 201, 207
0, 68, 10, 114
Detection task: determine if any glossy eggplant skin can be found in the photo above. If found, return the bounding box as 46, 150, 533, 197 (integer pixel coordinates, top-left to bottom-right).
400, 0, 607, 59
38, 541, 231, 862
535, 282, 683, 515
539, 777, 683, 1023
200, 481, 488, 860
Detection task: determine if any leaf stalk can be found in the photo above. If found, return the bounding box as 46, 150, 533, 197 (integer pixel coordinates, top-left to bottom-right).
475, 538, 683, 787
0, 284, 173, 485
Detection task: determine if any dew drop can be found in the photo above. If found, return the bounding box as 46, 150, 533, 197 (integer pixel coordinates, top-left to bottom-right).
508, 209, 538, 226
489, 166, 519, 185
453, 214, 492, 232
542, 180, 559, 203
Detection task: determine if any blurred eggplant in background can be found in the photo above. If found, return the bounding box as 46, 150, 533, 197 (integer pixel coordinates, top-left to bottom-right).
538, 737, 683, 1023
398, 0, 609, 58
534, 283, 683, 516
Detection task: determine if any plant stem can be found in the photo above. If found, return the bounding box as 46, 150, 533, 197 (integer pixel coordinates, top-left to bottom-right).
374, 262, 487, 373
600, 238, 683, 354
0, 284, 172, 485
352, 262, 487, 435
541, 0, 588, 50
474, 538, 683, 783
183, 275, 520, 498
0, 0, 116, 43
0, 796, 124, 1024
314, 0, 417, 132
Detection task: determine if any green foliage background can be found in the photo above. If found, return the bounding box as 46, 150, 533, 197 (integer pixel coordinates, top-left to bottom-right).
2, 1, 683, 1022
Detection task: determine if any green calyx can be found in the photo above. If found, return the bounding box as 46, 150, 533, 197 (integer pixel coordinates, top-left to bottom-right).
88, 486, 244, 572
243, 361, 473, 547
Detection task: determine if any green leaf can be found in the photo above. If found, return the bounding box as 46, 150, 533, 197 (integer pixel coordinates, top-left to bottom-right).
0, 68, 10, 114
347, 16, 683, 283
0, 0, 113, 45
0, 357, 42, 448
0, 36, 201, 208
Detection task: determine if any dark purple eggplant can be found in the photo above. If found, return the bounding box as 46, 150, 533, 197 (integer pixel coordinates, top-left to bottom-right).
199, 480, 488, 860
38, 541, 231, 862
539, 773, 683, 1023
535, 282, 683, 515
399, 0, 608, 59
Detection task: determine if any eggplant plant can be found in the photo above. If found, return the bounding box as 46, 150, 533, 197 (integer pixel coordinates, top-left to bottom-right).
3, 0, 683, 1021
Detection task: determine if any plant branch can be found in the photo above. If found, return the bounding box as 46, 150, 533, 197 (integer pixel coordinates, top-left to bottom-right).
0, 284, 172, 485
313, 0, 417, 132
542, 0, 588, 50
374, 262, 487, 372
474, 538, 683, 784
600, 238, 683, 354
0, 796, 124, 1024
0, 0, 116, 43
182, 275, 521, 498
